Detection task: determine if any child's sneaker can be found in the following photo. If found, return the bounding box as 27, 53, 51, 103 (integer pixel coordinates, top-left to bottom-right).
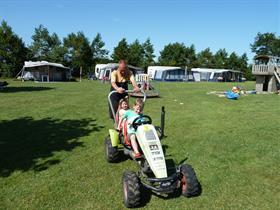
134, 152, 142, 159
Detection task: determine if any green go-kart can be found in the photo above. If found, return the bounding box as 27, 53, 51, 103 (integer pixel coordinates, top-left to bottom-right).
105, 90, 200, 208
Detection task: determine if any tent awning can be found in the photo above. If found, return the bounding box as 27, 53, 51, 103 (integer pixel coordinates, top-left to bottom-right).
23, 61, 70, 69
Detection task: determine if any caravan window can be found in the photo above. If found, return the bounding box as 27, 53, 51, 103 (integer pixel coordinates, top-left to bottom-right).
186, 71, 194, 80
154, 70, 163, 80
168, 70, 175, 79
212, 73, 222, 81
165, 70, 175, 80
165, 72, 170, 80
179, 70, 185, 79
105, 70, 110, 77
200, 72, 210, 81
166, 69, 185, 80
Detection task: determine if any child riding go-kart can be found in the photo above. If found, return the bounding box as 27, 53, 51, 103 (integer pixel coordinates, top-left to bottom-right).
105, 90, 200, 208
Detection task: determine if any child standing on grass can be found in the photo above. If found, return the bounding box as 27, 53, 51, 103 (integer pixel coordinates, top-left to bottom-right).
122, 99, 144, 158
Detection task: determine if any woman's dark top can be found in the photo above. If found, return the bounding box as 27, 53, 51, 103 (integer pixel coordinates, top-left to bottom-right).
109, 70, 135, 119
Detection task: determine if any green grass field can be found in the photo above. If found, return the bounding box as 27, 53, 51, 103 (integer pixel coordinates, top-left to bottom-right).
0, 80, 279, 210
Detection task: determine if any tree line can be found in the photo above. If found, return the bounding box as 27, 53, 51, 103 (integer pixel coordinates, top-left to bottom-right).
0, 20, 279, 80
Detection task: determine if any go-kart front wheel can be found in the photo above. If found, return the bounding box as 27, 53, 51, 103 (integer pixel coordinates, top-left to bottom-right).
122, 171, 142, 208
104, 136, 119, 162
180, 164, 200, 197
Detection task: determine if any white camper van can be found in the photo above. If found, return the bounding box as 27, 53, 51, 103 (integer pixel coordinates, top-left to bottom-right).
147, 66, 182, 80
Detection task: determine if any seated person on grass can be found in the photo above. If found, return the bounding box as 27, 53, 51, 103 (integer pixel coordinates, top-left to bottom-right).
122, 99, 144, 158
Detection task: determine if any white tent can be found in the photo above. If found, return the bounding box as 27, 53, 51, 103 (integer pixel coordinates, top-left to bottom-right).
17, 61, 70, 82
23, 61, 68, 69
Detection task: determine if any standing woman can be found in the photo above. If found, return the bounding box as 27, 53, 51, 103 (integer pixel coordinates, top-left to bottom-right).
109, 59, 140, 119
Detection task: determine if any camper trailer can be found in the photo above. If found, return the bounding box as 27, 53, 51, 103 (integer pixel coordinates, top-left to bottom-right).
95, 64, 110, 79
147, 66, 184, 81
190, 68, 244, 82
95, 63, 118, 80
95, 63, 144, 80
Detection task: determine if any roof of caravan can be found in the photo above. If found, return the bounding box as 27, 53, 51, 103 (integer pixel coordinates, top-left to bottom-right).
191, 68, 242, 73
148, 66, 182, 71
95, 64, 109, 68
23, 61, 69, 69
96, 63, 143, 71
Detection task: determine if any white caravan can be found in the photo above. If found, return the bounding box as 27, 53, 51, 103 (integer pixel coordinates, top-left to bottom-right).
95, 63, 118, 80
147, 66, 182, 80
95, 63, 144, 80
95, 64, 108, 78
191, 68, 244, 82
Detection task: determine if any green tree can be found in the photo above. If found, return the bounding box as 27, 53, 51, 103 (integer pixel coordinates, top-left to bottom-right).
213, 49, 228, 69
128, 39, 144, 67
0, 20, 28, 77
142, 38, 155, 70
158, 42, 188, 67
47, 44, 68, 64
29, 25, 49, 60
226, 52, 240, 70
91, 33, 109, 65
239, 53, 248, 71
29, 25, 66, 63
245, 64, 254, 81
185, 44, 197, 69
239, 53, 253, 80
63, 32, 93, 76
111, 38, 130, 62
196, 48, 214, 68
251, 32, 280, 56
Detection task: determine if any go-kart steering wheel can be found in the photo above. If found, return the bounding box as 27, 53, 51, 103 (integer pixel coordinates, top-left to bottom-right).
132, 115, 152, 130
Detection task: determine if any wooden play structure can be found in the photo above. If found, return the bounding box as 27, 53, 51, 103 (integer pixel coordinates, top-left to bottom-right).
252, 55, 280, 92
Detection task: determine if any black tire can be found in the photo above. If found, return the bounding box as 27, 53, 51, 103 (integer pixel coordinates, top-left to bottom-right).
180, 164, 200, 197
122, 171, 141, 208
104, 136, 119, 162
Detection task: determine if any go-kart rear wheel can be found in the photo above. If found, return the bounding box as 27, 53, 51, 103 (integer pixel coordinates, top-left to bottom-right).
122, 171, 141, 208
104, 136, 119, 163
180, 164, 200, 197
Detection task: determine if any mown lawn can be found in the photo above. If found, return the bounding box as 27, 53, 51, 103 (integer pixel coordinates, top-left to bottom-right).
0, 80, 279, 210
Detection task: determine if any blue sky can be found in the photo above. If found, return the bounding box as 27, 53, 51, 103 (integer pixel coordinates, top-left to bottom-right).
0, 0, 279, 63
